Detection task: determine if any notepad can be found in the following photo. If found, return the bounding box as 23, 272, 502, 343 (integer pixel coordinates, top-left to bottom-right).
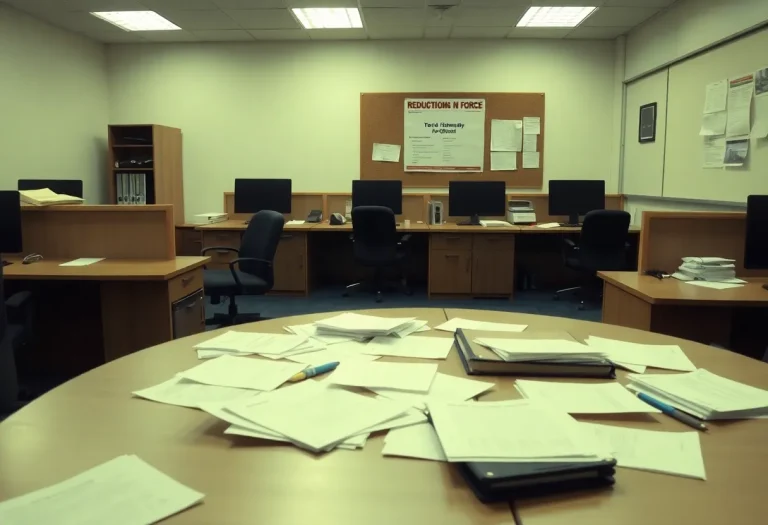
382, 422, 447, 462
284, 342, 380, 366
585, 336, 696, 372
361, 336, 454, 359
0, 455, 203, 523
435, 318, 527, 333
584, 423, 706, 480
177, 355, 306, 391
132, 376, 258, 408
515, 380, 661, 414
371, 372, 495, 410
328, 361, 438, 392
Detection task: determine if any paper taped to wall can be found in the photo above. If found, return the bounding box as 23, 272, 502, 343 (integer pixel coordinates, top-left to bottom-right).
372, 143, 401, 162
490, 119, 522, 152
490, 151, 517, 171
699, 112, 726, 136
702, 137, 725, 168
703, 79, 727, 114
522, 152, 540, 169
726, 75, 754, 138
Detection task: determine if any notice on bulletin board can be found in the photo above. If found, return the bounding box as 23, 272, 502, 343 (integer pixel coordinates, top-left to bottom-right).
403, 98, 485, 172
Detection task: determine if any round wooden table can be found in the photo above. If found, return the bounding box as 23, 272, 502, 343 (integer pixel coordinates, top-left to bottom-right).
1, 308, 766, 525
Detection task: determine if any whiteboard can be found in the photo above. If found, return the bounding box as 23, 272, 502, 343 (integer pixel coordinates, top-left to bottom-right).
663, 27, 768, 203
622, 70, 668, 197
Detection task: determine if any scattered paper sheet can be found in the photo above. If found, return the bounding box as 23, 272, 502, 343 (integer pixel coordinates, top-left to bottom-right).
328, 361, 438, 392
372, 143, 401, 162
584, 424, 706, 480
195, 331, 310, 356
314, 313, 416, 336
703, 79, 728, 114
523, 134, 538, 152
523, 116, 541, 135
726, 75, 754, 137
59, 257, 104, 267
724, 138, 749, 166
364, 407, 428, 433
435, 317, 527, 333
284, 342, 380, 366
132, 376, 257, 408
382, 423, 447, 462
0, 455, 204, 524
285, 323, 364, 345
372, 372, 494, 411
522, 152, 540, 169
490, 151, 517, 171
361, 336, 454, 359
753, 66, 768, 138
490, 119, 522, 152
699, 111, 726, 136
536, 222, 560, 229
586, 336, 696, 372
515, 380, 661, 414
702, 136, 726, 168
285, 220, 305, 225
177, 355, 306, 391
685, 281, 744, 290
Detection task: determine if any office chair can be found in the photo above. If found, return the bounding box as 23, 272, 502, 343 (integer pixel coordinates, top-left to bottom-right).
554, 209, 631, 310
202, 210, 284, 326
344, 206, 412, 303
0, 266, 33, 415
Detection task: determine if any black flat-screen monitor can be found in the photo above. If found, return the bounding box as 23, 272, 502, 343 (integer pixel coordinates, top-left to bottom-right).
548, 180, 605, 226
352, 180, 402, 214
0, 191, 22, 254
745, 195, 768, 272
448, 181, 506, 226
18, 179, 83, 198
234, 179, 292, 214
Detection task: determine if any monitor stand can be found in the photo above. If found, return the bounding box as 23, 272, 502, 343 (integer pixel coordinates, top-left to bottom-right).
560, 213, 581, 227
458, 214, 482, 226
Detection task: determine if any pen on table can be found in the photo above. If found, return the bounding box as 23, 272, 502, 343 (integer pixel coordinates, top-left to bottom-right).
288, 361, 340, 383
637, 392, 708, 431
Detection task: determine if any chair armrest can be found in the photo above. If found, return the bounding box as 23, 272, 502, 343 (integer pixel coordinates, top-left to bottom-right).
201, 246, 240, 256
563, 238, 577, 248
5, 291, 32, 329
398, 234, 413, 244
5, 291, 31, 311
228, 257, 272, 287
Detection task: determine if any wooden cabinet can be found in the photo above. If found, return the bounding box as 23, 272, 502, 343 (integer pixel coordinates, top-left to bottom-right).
272, 233, 307, 293
472, 238, 515, 296
429, 250, 472, 294
175, 227, 202, 256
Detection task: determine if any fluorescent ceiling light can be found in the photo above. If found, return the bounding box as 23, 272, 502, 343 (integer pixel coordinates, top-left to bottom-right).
91, 11, 180, 31
292, 8, 363, 29
517, 6, 597, 28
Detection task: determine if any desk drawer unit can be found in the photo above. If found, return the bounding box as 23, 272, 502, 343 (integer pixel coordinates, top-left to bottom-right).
168, 268, 204, 303
431, 234, 473, 250
176, 228, 202, 256
429, 250, 472, 294
201, 231, 241, 269
272, 233, 307, 294
172, 290, 205, 339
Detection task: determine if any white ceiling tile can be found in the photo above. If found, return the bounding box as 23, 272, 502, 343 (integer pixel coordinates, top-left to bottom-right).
212, 0, 286, 8
140, 0, 219, 9
604, 0, 673, 6
191, 29, 256, 40
362, 8, 425, 27
54, 0, 146, 10
286, 0, 358, 7
133, 29, 200, 41
566, 25, 631, 39
456, 0, 530, 6
83, 30, 148, 42
424, 25, 450, 39
507, 27, 571, 39
224, 9, 300, 29
450, 26, 512, 38
360, 0, 425, 7
248, 28, 310, 39
160, 9, 241, 29
46, 11, 129, 32
452, 7, 527, 27
582, 6, 660, 27
424, 9, 452, 27
366, 26, 424, 39
307, 28, 368, 39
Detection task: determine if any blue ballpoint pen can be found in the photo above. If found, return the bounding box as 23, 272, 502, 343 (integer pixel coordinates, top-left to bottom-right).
288, 361, 340, 383
637, 392, 708, 431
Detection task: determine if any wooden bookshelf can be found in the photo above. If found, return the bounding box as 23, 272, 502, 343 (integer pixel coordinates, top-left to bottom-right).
107, 124, 184, 225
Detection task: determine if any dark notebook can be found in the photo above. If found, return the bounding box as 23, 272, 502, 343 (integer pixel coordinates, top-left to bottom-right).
454, 329, 616, 379
457, 459, 617, 503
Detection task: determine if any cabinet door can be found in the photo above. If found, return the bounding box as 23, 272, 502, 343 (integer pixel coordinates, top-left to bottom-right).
429, 250, 472, 294
472, 249, 515, 296
176, 228, 202, 256
272, 233, 306, 292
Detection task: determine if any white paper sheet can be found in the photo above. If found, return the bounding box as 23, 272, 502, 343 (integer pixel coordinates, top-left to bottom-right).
685, 281, 744, 290
536, 222, 560, 229
372, 372, 494, 410
285, 220, 305, 225
59, 258, 105, 267
314, 313, 415, 336
477, 338, 604, 362
523, 134, 538, 152
284, 342, 380, 366
285, 323, 364, 345
490, 151, 517, 171
753, 67, 768, 137
132, 376, 257, 408
177, 355, 306, 391
726, 75, 754, 137
435, 317, 527, 333
372, 143, 401, 162
523, 116, 541, 135
490, 119, 522, 152
361, 336, 454, 359
703, 79, 728, 114
585, 336, 696, 372
0, 455, 204, 525
515, 380, 661, 414
702, 136, 726, 168
194, 331, 308, 355
585, 423, 706, 480
382, 423, 447, 461
724, 138, 749, 166
522, 152, 540, 169
328, 361, 438, 392
699, 111, 727, 136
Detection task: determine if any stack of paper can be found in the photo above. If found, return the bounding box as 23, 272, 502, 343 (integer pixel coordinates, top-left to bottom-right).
285, 323, 368, 345
371, 372, 495, 410
328, 361, 438, 392
584, 423, 706, 480
475, 338, 605, 362
435, 318, 528, 333
585, 336, 695, 372
382, 422, 447, 462
132, 376, 258, 408
177, 355, 306, 391
194, 330, 324, 360
671, 256, 745, 284
0, 455, 203, 522
19, 188, 83, 206
627, 369, 768, 420
514, 380, 661, 414
428, 399, 609, 462
313, 313, 424, 338
360, 336, 454, 359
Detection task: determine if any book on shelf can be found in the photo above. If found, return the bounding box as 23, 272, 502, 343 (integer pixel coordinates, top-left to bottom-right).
116, 172, 148, 205
20, 188, 83, 206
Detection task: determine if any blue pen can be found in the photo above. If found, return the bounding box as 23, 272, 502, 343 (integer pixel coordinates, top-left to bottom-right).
637, 392, 708, 431
288, 361, 340, 383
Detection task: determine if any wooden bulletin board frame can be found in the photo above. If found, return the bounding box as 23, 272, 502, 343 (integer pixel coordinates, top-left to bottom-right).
360, 92, 545, 188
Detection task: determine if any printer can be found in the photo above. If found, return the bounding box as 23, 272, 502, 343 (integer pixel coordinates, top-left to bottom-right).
507, 200, 537, 225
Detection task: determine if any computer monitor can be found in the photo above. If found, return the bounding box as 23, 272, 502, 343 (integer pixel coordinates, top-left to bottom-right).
0, 191, 23, 256
18, 179, 83, 198
548, 180, 606, 226
448, 181, 506, 226
234, 179, 292, 214
744, 195, 768, 290
352, 180, 403, 214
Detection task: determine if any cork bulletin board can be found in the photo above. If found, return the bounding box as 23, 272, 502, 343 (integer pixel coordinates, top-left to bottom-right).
360, 92, 545, 188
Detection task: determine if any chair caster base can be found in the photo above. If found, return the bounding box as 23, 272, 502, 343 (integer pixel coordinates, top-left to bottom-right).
375, 292, 383, 303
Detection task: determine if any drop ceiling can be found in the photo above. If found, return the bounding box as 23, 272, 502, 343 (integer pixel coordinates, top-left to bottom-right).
0, 0, 676, 43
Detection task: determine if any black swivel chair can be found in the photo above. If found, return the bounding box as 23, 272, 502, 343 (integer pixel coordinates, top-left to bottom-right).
344, 206, 412, 303
554, 209, 631, 309
0, 266, 33, 416
202, 210, 285, 326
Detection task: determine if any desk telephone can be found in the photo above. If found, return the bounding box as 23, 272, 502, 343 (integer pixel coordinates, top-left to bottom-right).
306, 209, 323, 223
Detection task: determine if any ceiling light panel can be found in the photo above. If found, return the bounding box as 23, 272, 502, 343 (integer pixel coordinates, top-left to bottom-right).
517, 6, 597, 28
292, 8, 363, 29
91, 11, 181, 31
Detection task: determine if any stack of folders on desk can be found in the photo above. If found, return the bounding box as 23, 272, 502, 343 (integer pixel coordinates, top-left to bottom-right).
116, 172, 148, 204
671, 257, 744, 283
455, 329, 615, 378
627, 369, 768, 420
192, 212, 228, 224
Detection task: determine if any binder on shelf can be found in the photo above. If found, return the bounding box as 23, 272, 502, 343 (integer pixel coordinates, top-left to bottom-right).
116, 173, 123, 204
138, 173, 146, 204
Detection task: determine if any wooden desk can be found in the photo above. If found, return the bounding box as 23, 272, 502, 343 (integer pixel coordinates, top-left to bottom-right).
313, 221, 432, 233
599, 271, 768, 359
2, 308, 766, 524
517, 225, 642, 234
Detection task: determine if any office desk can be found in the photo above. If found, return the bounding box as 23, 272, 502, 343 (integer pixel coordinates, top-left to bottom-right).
2, 308, 766, 525
312, 221, 432, 233
516, 225, 642, 234
599, 271, 768, 359
3, 256, 210, 376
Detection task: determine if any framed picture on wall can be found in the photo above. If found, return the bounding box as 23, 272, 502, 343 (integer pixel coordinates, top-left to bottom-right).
639, 102, 657, 143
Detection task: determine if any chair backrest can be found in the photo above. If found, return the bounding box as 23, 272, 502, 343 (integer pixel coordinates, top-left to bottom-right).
351, 206, 398, 262
239, 210, 285, 285
578, 210, 631, 270
0, 265, 6, 341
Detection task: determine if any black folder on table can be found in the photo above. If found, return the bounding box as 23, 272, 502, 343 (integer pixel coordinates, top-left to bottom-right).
454, 328, 616, 379
457, 459, 617, 503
